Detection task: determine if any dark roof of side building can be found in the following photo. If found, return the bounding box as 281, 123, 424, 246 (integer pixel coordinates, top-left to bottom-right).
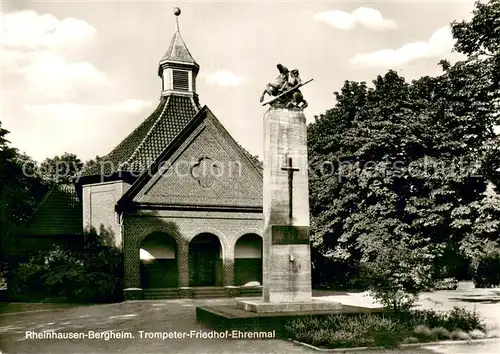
20, 184, 82, 236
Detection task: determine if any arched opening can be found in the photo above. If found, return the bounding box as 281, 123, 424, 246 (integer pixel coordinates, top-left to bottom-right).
140, 232, 178, 288
234, 233, 262, 286
189, 233, 222, 286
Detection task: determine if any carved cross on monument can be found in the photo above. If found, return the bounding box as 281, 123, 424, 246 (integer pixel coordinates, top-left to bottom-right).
281, 157, 299, 221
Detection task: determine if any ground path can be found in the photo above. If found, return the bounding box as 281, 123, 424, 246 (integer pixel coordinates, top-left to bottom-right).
0, 288, 499, 353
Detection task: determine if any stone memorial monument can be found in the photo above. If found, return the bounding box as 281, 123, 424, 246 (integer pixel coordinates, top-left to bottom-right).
236, 64, 341, 313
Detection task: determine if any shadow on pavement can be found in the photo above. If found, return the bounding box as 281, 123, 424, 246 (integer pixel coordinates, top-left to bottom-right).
448, 297, 500, 304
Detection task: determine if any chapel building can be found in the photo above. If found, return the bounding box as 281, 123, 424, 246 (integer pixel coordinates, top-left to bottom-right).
76, 15, 264, 299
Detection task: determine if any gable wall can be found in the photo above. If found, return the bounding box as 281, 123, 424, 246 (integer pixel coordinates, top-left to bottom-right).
134, 114, 262, 208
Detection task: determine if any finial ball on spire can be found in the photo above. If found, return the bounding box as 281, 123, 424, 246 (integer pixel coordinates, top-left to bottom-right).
173, 7, 181, 16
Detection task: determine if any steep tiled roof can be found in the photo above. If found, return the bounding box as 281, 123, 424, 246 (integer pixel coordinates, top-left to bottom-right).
83, 95, 199, 177
127, 95, 198, 171
20, 184, 82, 236
159, 29, 199, 68
235, 142, 263, 172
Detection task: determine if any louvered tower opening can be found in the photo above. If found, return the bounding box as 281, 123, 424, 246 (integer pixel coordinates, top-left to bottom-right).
172, 70, 189, 91
158, 11, 199, 96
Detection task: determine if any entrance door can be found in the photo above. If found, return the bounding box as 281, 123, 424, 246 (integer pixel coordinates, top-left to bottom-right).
192, 243, 216, 286
140, 232, 178, 288
234, 234, 262, 285
189, 233, 221, 286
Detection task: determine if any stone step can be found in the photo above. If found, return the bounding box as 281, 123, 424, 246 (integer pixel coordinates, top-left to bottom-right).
143, 289, 180, 300
192, 288, 227, 298
144, 288, 180, 293
143, 291, 180, 295
141, 286, 263, 300
144, 294, 180, 300
239, 287, 262, 296
192, 293, 228, 299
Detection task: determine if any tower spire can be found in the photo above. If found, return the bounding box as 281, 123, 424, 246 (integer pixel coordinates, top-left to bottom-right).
158, 7, 200, 97
174, 6, 180, 32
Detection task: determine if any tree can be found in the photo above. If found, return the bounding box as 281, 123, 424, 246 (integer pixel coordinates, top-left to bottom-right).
309, 0, 500, 305
309, 58, 498, 308
0, 122, 17, 196
0, 123, 48, 279
447, 0, 500, 276
84, 155, 103, 168
39, 153, 83, 185
450, 0, 500, 190
0, 122, 17, 276
308, 81, 368, 288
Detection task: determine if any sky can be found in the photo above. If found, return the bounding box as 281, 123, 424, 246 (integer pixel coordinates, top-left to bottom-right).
1, 0, 477, 163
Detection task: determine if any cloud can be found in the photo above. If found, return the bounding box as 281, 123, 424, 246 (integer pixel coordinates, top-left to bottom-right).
205, 70, 245, 87
25, 100, 153, 117
1, 10, 97, 50
1, 10, 110, 101
9, 51, 112, 100
351, 26, 455, 68
1, 11, 153, 161
314, 7, 397, 30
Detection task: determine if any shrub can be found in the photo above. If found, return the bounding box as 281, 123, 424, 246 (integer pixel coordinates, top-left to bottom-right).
10, 260, 46, 297
414, 324, 432, 337
469, 329, 485, 339
360, 243, 435, 312
474, 253, 500, 288
431, 327, 451, 339
285, 307, 485, 349
406, 309, 447, 329
10, 232, 123, 303
311, 251, 368, 290
402, 336, 419, 344
433, 278, 459, 290
450, 330, 470, 340
327, 329, 370, 348
446, 306, 485, 332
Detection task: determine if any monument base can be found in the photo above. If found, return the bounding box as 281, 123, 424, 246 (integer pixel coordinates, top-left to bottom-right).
196, 302, 380, 338
236, 299, 341, 313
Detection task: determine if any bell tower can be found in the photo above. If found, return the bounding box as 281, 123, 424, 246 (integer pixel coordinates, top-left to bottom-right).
158, 7, 199, 98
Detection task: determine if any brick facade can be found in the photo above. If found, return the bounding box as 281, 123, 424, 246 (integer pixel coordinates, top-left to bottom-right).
123, 212, 262, 289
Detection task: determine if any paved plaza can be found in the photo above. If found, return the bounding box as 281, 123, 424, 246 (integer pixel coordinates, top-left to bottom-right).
1, 288, 499, 353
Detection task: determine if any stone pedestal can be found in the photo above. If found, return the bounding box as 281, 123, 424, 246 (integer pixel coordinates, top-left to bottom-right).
237, 107, 340, 313
262, 108, 311, 302
237, 298, 341, 313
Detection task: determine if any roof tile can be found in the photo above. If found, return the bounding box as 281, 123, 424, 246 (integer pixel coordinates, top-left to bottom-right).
82, 95, 198, 177
159, 30, 198, 67
21, 184, 82, 236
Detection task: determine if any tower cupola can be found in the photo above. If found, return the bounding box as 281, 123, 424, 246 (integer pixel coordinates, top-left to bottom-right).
158, 7, 199, 97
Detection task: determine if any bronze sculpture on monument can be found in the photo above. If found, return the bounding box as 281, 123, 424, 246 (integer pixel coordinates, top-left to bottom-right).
260, 64, 312, 109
